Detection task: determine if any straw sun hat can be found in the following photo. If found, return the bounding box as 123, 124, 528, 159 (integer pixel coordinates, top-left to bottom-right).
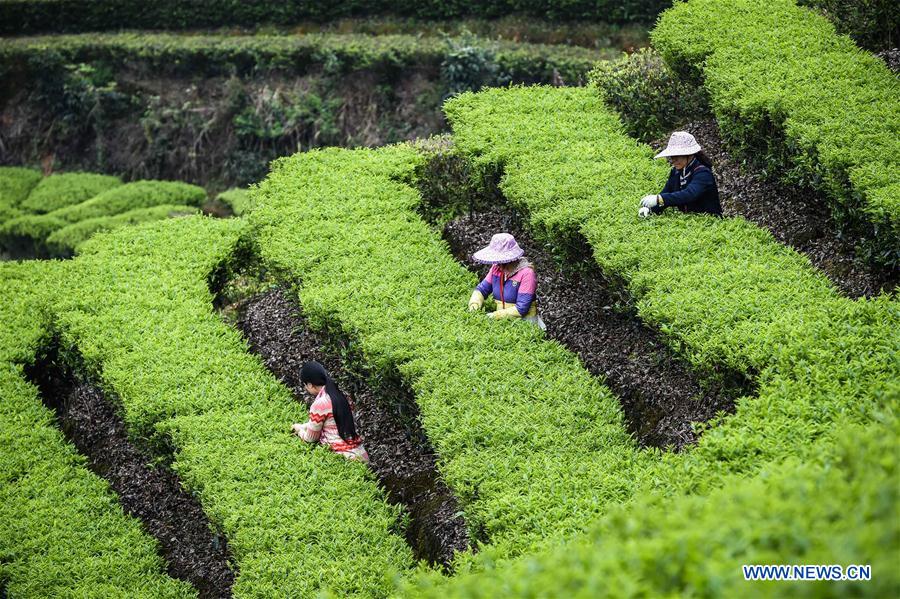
654, 131, 702, 159
472, 233, 524, 264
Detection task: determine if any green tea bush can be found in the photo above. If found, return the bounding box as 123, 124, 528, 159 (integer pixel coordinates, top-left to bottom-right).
51, 216, 414, 597
652, 0, 900, 267
0, 33, 607, 88
49, 180, 206, 224
402, 415, 900, 597
0, 0, 671, 34
0, 213, 67, 257
46, 204, 199, 255
20, 172, 122, 213
216, 188, 254, 216
0, 261, 194, 598
444, 84, 898, 490
798, 0, 900, 51
588, 47, 708, 142
0, 166, 41, 225
251, 143, 657, 561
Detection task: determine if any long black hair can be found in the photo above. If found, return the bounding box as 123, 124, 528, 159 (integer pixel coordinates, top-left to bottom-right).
300, 361, 359, 441
694, 150, 714, 168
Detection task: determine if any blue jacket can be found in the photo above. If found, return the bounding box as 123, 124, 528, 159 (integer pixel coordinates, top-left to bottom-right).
652, 158, 722, 216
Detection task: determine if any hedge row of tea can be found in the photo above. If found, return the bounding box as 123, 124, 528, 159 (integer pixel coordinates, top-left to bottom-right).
45, 216, 416, 597
0, 168, 203, 257
250, 144, 660, 560
652, 0, 900, 267
0, 0, 669, 34
404, 416, 899, 597
0, 260, 194, 598
0, 32, 609, 85
444, 85, 898, 492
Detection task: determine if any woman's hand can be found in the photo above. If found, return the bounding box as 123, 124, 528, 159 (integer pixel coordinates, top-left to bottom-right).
638, 206, 651, 218
291, 423, 304, 436
640, 194, 660, 208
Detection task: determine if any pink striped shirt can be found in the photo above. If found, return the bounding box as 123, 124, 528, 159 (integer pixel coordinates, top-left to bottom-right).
296, 389, 369, 463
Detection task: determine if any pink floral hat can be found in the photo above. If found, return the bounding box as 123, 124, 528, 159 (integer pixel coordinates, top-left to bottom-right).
655, 131, 702, 158
472, 233, 524, 264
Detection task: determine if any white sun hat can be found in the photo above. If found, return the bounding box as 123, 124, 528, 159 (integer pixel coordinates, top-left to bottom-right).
655, 131, 702, 159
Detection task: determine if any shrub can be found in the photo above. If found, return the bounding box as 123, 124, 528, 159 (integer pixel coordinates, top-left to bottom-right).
50, 180, 206, 223
0, 261, 194, 598
798, 0, 900, 51
51, 216, 416, 597
402, 416, 900, 597
0, 213, 68, 257
216, 188, 254, 216
20, 172, 122, 213
0, 0, 672, 35
45, 204, 199, 255
652, 0, 900, 267
443, 84, 897, 493
251, 144, 657, 560
0, 166, 42, 225
588, 47, 708, 142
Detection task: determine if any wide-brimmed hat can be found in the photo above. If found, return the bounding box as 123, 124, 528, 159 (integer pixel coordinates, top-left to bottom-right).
472, 233, 524, 264
655, 131, 702, 159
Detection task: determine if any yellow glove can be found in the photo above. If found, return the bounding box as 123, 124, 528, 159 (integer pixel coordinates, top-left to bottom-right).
488, 305, 522, 320
469, 290, 484, 312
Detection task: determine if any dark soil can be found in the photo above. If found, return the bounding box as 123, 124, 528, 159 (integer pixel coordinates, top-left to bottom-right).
665, 120, 897, 298
877, 48, 900, 73
25, 344, 235, 599
443, 206, 748, 450
230, 287, 470, 568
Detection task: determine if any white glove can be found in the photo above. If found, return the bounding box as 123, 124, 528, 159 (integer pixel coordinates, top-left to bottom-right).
640, 194, 660, 208
638, 206, 651, 218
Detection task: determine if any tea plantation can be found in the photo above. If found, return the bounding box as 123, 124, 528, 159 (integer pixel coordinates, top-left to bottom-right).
1, 0, 896, 597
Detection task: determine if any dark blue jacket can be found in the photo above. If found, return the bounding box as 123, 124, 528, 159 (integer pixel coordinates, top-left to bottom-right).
652, 158, 722, 216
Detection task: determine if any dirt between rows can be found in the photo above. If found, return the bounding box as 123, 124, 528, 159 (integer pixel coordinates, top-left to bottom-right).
442, 206, 749, 450
231, 287, 471, 568
26, 345, 235, 599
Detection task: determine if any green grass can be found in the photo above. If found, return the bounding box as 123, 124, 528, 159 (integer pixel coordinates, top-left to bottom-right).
0, 260, 195, 599
652, 0, 900, 266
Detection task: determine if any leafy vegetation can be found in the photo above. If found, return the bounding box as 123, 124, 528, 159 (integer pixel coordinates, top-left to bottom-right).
48, 216, 415, 597
216, 188, 255, 216
0, 0, 671, 34
798, 0, 900, 51
0, 166, 42, 224
652, 0, 900, 267
0, 179, 206, 257
0, 260, 194, 599
444, 82, 898, 508
20, 172, 122, 214
250, 144, 657, 561
588, 47, 708, 142
45, 204, 199, 255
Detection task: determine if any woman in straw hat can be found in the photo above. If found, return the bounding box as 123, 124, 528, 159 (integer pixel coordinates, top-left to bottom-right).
638, 131, 722, 217
468, 233, 546, 330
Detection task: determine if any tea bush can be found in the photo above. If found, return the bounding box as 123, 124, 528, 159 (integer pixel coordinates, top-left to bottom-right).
46, 204, 199, 255
402, 415, 899, 596
588, 47, 708, 142
0, 179, 206, 256
652, 0, 900, 267
0, 32, 608, 88
0, 166, 41, 224
0, 260, 194, 598
0, 0, 671, 34
444, 84, 898, 494
20, 172, 122, 213
50, 216, 415, 597
216, 188, 255, 216
250, 143, 657, 561
798, 0, 900, 51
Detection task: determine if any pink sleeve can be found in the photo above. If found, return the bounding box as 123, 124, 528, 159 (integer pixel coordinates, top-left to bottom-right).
298, 394, 331, 443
